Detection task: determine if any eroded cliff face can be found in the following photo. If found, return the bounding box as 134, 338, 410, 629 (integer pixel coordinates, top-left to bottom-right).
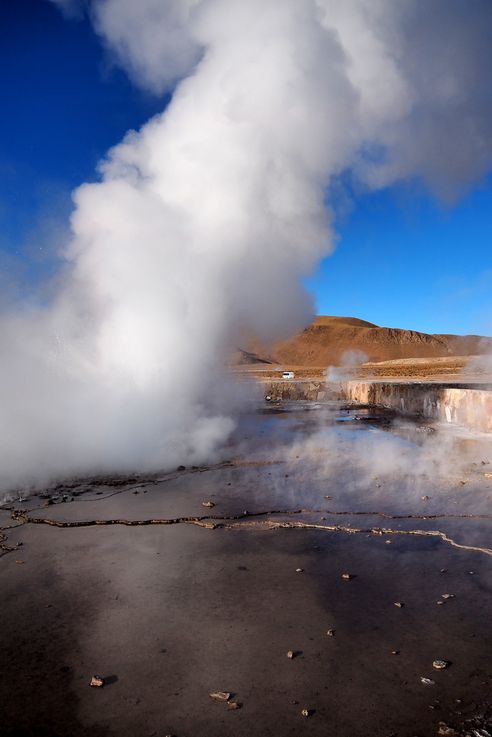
340, 381, 492, 432
261, 378, 492, 433
263, 379, 334, 402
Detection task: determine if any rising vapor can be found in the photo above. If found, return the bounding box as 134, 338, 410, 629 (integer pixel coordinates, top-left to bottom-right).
2, 0, 492, 489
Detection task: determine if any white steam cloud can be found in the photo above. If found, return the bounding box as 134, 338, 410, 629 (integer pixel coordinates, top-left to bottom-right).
3, 0, 492, 489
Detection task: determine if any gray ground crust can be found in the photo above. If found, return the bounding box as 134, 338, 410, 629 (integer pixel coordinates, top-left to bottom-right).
1, 404, 492, 737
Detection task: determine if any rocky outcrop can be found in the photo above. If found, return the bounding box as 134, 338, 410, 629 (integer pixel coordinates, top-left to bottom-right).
340, 381, 492, 432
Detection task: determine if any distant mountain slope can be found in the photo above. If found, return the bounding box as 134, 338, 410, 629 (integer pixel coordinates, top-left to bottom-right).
237, 316, 492, 366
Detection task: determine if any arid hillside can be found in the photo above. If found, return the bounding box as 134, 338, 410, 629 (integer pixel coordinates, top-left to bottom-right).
235, 316, 492, 367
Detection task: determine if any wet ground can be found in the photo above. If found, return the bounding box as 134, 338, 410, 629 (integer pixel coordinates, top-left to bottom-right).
1, 401, 492, 737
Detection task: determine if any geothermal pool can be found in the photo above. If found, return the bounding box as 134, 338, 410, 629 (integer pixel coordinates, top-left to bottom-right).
1, 402, 492, 737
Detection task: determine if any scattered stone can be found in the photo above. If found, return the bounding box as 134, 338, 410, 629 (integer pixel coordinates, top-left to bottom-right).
484, 472, 492, 478
295, 568, 304, 573
420, 677, 435, 686
287, 650, 295, 659
437, 722, 457, 736
326, 629, 335, 637
436, 601, 444, 605
391, 650, 400, 655
433, 660, 451, 670
228, 701, 241, 710
341, 573, 354, 580
394, 602, 404, 608
209, 692, 231, 701
441, 593, 454, 600
90, 675, 104, 688
460, 480, 467, 485
421, 495, 430, 501
177, 465, 186, 471
324, 495, 332, 500
202, 501, 215, 508
301, 708, 312, 718
440, 569, 448, 574
385, 539, 392, 544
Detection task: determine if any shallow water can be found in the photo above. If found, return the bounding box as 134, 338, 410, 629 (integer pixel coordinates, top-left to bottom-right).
1, 402, 492, 737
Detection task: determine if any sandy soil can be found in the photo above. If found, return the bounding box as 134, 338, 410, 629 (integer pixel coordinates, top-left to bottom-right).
1, 404, 492, 737
233, 355, 492, 383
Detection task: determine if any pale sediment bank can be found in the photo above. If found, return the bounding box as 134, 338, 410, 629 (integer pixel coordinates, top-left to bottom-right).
262, 379, 492, 432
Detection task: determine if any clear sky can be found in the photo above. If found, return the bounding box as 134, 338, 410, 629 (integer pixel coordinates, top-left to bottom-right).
2, 0, 492, 336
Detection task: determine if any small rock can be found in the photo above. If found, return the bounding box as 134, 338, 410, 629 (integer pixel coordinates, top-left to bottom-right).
441, 593, 454, 599
301, 708, 312, 718
227, 701, 241, 710
90, 675, 104, 688
209, 691, 231, 701
440, 568, 447, 574
385, 540, 392, 544
433, 660, 451, 670
436, 600, 444, 605
177, 465, 186, 471
421, 495, 430, 501
202, 500, 215, 508
420, 677, 435, 686
326, 629, 335, 637
437, 722, 457, 736
391, 650, 400, 655
295, 568, 303, 573
287, 650, 295, 659
341, 573, 354, 580
394, 602, 404, 608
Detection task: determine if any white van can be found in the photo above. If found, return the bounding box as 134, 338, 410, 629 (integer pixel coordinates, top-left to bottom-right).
282, 371, 295, 379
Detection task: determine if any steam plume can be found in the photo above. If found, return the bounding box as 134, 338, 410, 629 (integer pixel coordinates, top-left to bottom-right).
2, 0, 492, 489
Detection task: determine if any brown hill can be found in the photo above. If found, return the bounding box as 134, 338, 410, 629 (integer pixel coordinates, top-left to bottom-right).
238, 316, 492, 367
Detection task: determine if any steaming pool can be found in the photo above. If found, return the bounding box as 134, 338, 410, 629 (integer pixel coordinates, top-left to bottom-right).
1, 401, 492, 737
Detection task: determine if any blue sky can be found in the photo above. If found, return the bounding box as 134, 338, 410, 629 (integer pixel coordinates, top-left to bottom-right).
2, 0, 491, 335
